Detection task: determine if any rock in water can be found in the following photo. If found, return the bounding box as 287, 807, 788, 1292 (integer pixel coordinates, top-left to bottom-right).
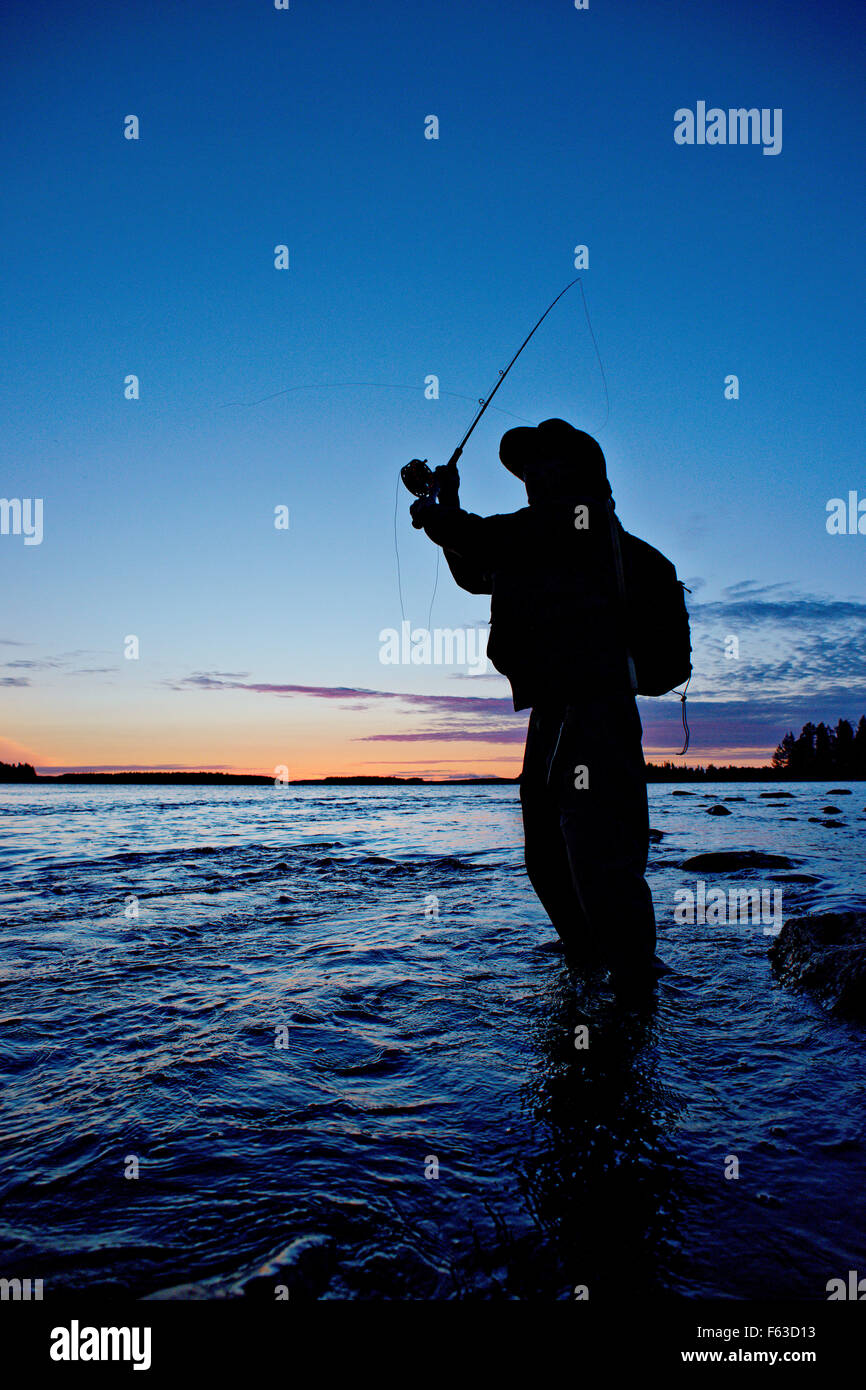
769, 912, 866, 1019
706, 805, 732, 815
683, 850, 796, 871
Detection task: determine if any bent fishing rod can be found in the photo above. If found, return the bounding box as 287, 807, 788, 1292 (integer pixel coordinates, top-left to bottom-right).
400, 276, 582, 501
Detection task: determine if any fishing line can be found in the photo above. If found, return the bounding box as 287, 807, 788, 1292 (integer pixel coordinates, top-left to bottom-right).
426, 549, 441, 632
219, 380, 537, 423
217, 375, 534, 635
577, 279, 609, 432
218, 298, 610, 643
394, 473, 407, 625
395, 497, 440, 630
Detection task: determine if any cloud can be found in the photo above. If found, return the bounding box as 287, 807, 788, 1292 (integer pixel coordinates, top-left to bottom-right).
166, 581, 866, 759
0, 736, 39, 762
685, 584, 866, 702
358, 726, 528, 743
4, 658, 64, 670
171, 672, 527, 745
171, 672, 518, 717
638, 694, 866, 757
1, 648, 119, 680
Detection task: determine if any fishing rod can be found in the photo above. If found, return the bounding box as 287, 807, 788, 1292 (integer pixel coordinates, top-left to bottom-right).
400, 276, 582, 501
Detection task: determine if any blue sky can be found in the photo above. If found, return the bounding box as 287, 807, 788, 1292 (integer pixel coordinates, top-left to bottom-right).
1, 0, 864, 774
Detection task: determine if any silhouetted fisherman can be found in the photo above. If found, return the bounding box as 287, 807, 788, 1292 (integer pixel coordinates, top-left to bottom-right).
410, 418, 657, 992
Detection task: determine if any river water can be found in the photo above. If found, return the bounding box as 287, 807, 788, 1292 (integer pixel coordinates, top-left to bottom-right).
1, 781, 864, 1299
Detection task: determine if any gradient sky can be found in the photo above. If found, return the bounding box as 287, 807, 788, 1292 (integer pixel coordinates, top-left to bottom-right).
2, 0, 864, 776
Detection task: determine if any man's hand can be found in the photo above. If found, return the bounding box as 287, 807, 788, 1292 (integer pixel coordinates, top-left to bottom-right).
432, 462, 460, 508
410, 496, 436, 529
409, 462, 460, 528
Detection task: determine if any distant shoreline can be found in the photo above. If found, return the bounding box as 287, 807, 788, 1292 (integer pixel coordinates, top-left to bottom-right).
4, 769, 865, 786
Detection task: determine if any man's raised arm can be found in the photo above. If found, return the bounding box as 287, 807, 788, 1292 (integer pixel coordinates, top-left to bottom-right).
409, 464, 494, 594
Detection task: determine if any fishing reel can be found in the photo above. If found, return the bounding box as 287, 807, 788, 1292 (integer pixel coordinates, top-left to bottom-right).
401, 458, 434, 498
401, 449, 462, 508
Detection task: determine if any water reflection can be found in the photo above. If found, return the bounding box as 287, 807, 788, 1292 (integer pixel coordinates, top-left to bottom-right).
506, 974, 686, 1299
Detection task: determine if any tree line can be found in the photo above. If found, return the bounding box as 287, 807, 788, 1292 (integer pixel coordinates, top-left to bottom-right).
0, 761, 37, 782
772, 717, 866, 777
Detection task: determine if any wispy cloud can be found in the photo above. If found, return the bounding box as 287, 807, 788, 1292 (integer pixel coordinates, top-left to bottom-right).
4, 658, 64, 670
170, 672, 518, 716
170, 673, 526, 743
358, 726, 527, 743
165, 582, 866, 760
1, 648, 119, 679
685, 583, 866, 702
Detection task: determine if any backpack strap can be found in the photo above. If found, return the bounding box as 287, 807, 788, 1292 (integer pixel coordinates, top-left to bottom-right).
605, 498, 638, 694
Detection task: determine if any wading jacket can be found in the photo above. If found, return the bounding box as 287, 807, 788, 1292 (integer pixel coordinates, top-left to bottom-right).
417, 492, 634, 712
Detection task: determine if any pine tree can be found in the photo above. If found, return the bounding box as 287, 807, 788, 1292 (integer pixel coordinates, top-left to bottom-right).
772, 731, 795, 770
814, 722, 835, 777
771, 718, 865, 778
791, 722, 817, 774
834, 719, 855, 775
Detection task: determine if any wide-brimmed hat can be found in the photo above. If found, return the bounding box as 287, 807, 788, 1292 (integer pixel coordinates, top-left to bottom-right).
499, 418, 607, 485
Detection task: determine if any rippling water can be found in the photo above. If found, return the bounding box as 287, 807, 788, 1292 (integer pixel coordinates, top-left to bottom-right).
1, 781, 865, 1300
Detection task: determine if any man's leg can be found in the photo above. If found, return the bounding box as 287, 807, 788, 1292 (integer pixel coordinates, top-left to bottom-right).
555, 695, 656, 980
520, 706, 595, 961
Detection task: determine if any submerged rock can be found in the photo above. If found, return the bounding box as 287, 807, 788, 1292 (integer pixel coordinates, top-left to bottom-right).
769, 912, 866, 1019
534, 939, 567, 955
682, 850, 796, 872
760, 791, 794, 799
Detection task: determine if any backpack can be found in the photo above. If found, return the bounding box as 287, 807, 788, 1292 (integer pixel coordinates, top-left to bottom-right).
608, 507, 692, 697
